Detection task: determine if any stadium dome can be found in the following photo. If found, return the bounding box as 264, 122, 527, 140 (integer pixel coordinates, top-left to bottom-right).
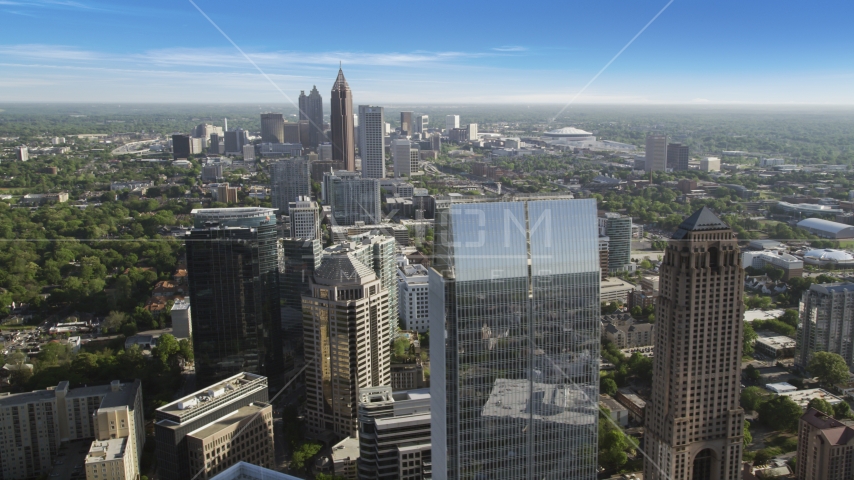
542, 127, 595, 141
797, 218, 854, 239
803, 249, 854, 263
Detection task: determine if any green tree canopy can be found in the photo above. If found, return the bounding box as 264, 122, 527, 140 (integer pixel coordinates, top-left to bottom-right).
808, 351, 850, 386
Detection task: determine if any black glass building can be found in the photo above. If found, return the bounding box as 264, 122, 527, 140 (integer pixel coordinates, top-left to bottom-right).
186, 208, 283, 390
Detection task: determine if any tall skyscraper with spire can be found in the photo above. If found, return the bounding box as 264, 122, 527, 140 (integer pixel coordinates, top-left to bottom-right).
330, 66, 355, 171
644, 207, 745, 480
299, 86, 325, 148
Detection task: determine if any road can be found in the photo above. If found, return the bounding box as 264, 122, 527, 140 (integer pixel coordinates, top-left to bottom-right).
110, 140, 157, 155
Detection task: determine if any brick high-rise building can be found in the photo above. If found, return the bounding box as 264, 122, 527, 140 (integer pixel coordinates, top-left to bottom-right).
330, 68, 355, 171
644, 207, 745, 480
797, 407, 854, 480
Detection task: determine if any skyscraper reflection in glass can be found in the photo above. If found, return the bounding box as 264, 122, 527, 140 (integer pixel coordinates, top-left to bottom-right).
430, 197, 600, 480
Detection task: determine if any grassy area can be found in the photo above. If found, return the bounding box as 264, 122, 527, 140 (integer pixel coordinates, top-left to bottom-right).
0, 325, 37, 331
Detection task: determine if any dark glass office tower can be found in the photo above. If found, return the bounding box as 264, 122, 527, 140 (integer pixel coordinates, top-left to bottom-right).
260, 113, 285, 143
279, 238, 322, 376
300, 85, 325, 148
330, 68, 355, 171
667, 142, 690, 171
186, 208, 283, 390
430, 196, 601, 480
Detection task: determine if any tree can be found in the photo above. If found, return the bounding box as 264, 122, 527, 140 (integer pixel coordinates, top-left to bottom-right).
601, 377, 618, 396
808, 352, 849, 386
639, 259, 653, 270
766, 266, 784, 282
103, 311, 128, 333
740, 386, 765, 412
290, 441, 322, 471
630, 306, 642, 317
807, 397, 834, 416
392, 337, 409, 358
834, 401, 851, 419
743, 322, 758, 356
743, 421, 752, 448
779, 309, 799, 328
744, 364, 761, 382
758, 396, 802, 432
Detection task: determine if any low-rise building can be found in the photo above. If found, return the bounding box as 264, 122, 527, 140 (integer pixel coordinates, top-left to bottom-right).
20, 192, 69, 205
357, 386, 431, 480
741, 250, 804, 280
600, 277, 636, 304
390, 363, 429, 391
599, 395, 630, 427
754, 332, 796, 358
171, 299, 192, 339
601, 313, 654, 349
615, 388, 646, 423
778, 388, 844, 409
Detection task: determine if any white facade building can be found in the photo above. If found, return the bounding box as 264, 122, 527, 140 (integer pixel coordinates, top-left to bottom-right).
398, 263, 430, 332
392, 138, 420, 178
358, 105, 386, 179
288, 196, 320, 240
445, 115, 460, 132
700, 156, 721, 172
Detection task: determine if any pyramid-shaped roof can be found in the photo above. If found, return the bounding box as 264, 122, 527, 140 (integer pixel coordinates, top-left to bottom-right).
672, 206, 729, 239
314, 252, 374, 286
332, 67, 349, 91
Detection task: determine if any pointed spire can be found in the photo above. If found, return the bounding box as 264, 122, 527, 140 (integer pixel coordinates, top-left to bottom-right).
672, 206, 730, 239
332, 64, 349, 91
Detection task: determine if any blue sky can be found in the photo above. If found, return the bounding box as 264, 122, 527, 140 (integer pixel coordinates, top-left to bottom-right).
1, 0, 853, 104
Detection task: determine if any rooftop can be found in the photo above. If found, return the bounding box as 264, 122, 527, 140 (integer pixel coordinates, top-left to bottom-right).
778, 388, 844, 408
157, 372, 267, 423
672, 207, 729, 239
187, 403, 269, 440
314, 252, 375, 286
481, 378, 597, 426
797, 217, 854, 233
210, 461, 304, 480
86, 438, 128, 464
191, 207, 277, 219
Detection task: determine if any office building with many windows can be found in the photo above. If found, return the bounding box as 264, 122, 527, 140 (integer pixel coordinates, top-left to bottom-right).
155, 373, 271, 480
599, 212, 632, 272
429, 197, 601, 479
645, 134, 667, 172
0, 380, 144, 480
667, 143, 689, 171
279, 238, 322, 379
398, 262, 430, 332
299, 86, 325, 148
358, 105, 386, 179
302, 250, 391, 439
323, 171, 382, 226
271, 158, 311, 214
288, 196, 320, 240
796, 282, 854, 373
357, 386, 432, 480
644, 207, 745, 480
186, 208, 282, 389
260, 113, 285, 143
330, 68, 355, 171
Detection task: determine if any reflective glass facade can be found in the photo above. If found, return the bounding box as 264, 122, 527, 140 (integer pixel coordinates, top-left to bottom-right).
186, 222, 283, 390
430, 198, 600, 480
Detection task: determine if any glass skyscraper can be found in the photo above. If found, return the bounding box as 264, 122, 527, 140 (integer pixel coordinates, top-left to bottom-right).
599, 212, 632, 272
186, 208, 283, 390
429, 197, 600, 480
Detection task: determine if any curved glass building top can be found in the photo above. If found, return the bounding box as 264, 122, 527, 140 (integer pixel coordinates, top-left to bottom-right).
191, 207, 277, 228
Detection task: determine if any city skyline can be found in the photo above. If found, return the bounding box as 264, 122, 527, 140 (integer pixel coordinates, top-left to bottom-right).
1, 1, 854, 104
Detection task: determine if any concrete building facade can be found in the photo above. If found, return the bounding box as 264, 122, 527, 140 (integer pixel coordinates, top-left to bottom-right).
796, 283, 854, 372
644, 207, 746, 480
797, 407, 854, 480
302, 250, 391, 439
645, 134, 667, 172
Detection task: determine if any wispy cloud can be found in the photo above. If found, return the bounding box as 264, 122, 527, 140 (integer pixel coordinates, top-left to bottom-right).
493, 46, 527, 52
0, 44, 495, 70
4, 9, 36, 15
